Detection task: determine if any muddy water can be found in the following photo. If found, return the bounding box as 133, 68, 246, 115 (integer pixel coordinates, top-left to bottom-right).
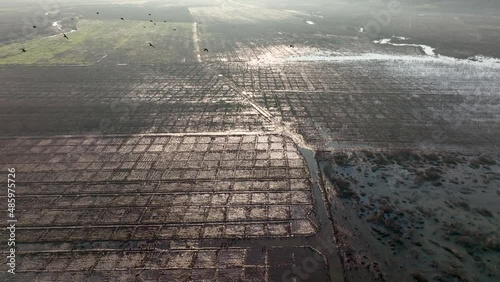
298, 145, 345, 282
319, 150, 500, 281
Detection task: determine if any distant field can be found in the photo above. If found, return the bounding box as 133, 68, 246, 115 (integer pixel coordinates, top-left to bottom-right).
0, 19, 195, 65
0, 7, 34, 13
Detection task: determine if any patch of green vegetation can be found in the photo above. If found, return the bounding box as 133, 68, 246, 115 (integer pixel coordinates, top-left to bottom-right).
0, 19, 193, 65
0, 6, 34, 14
415, 4, 439, 10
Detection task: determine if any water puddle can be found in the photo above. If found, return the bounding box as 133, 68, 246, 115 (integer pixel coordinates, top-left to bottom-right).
52, 21, 62, 31
297, 145, 344, 282
373, 36, 435, 56
286, 51, 500, 68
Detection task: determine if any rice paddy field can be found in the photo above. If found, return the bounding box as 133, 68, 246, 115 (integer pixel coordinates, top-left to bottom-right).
0, 0, 499, 281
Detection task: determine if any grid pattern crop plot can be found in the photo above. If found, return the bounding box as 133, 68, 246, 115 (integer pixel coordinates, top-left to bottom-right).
217, 60, 500, 149
215, 60, 500, 94
9, 247, 328, 281
0, 134, 317, 243
0, 65, 272, 135
214, 62, 414, 92
253, 90, 500, 149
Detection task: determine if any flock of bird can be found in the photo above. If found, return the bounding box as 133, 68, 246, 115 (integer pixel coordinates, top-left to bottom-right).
20, 11, 298, 55
19, 11, 298, 55
20, 11, 210, 53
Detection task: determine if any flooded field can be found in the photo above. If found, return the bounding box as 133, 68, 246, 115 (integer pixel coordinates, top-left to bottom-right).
319, 150, 500, 281
0, 0, 499, 281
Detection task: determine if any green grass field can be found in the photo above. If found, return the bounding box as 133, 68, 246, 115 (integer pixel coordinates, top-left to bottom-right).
0, 6, 34, 14
0, 19, 194, 65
